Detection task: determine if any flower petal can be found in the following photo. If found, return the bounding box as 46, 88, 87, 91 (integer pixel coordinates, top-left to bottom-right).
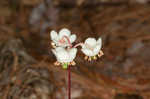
68, 48, 77, 61
52, 47, 64, 58
81, 44, 87, 49
55, 47, 64, 52
85, 38, 96, 47
93, 45, 101, 56
58, 52, 70, 63
70, 34, 76, 43
56, 47, 70, 62
50, 30, 58, 40
59, 28, 71, 38
52, 49, 57, 56
53, 47, 75, 63
97, 37, 102, 49
81, 48, 94, 56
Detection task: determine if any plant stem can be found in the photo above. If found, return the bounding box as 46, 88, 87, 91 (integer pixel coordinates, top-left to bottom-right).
68, 65, 71, 99
74, 43, 94, 51
74, 43, 84, 48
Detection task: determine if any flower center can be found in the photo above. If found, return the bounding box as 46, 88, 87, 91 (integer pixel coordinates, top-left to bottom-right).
59, 35, 72, 47
59, 39, 65, 43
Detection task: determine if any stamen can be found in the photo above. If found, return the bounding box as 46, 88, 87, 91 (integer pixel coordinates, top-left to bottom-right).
51, 42, 56, 48
93, 56, 97, 60
88, 57, 92, 61
54, 61, 60, 66
84, 56, 88, 60
98, 50, 104, 57
51, 42, 55, 46
71, 61, 76, 66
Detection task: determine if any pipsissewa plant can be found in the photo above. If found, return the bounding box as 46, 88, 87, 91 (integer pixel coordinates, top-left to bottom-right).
50, 28, 104, 99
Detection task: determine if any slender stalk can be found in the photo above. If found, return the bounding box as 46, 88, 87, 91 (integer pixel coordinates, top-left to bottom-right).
60, 35, 72, 98
68, 66, 71, 99
74, 43, 94, 50
73, 43, 84, 48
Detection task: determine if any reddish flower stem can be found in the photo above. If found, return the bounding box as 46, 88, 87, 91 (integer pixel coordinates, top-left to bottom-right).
68, 65, 71, 99
74, 43, 94, 50
74, 43, 84, 48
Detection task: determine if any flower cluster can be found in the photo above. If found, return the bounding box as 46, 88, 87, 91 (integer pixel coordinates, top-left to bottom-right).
50, 28, 104, 69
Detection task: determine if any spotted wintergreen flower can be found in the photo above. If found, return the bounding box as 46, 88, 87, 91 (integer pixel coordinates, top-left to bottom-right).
50, 28, 76, 47
52, 47, 77, 69
81, 37, 103, 61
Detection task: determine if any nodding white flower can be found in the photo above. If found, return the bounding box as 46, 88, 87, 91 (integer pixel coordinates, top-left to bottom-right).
52, 47, 77, 68
50, 28, 76, 47
81, 37, 102, 57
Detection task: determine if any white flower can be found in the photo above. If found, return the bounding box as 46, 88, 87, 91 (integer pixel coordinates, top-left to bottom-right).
52, 47, 77, 63
81, 37, 102, 57
50, 28, 76, 47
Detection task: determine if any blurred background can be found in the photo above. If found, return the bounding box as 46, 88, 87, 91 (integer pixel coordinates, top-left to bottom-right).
0, 0, 150, 99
